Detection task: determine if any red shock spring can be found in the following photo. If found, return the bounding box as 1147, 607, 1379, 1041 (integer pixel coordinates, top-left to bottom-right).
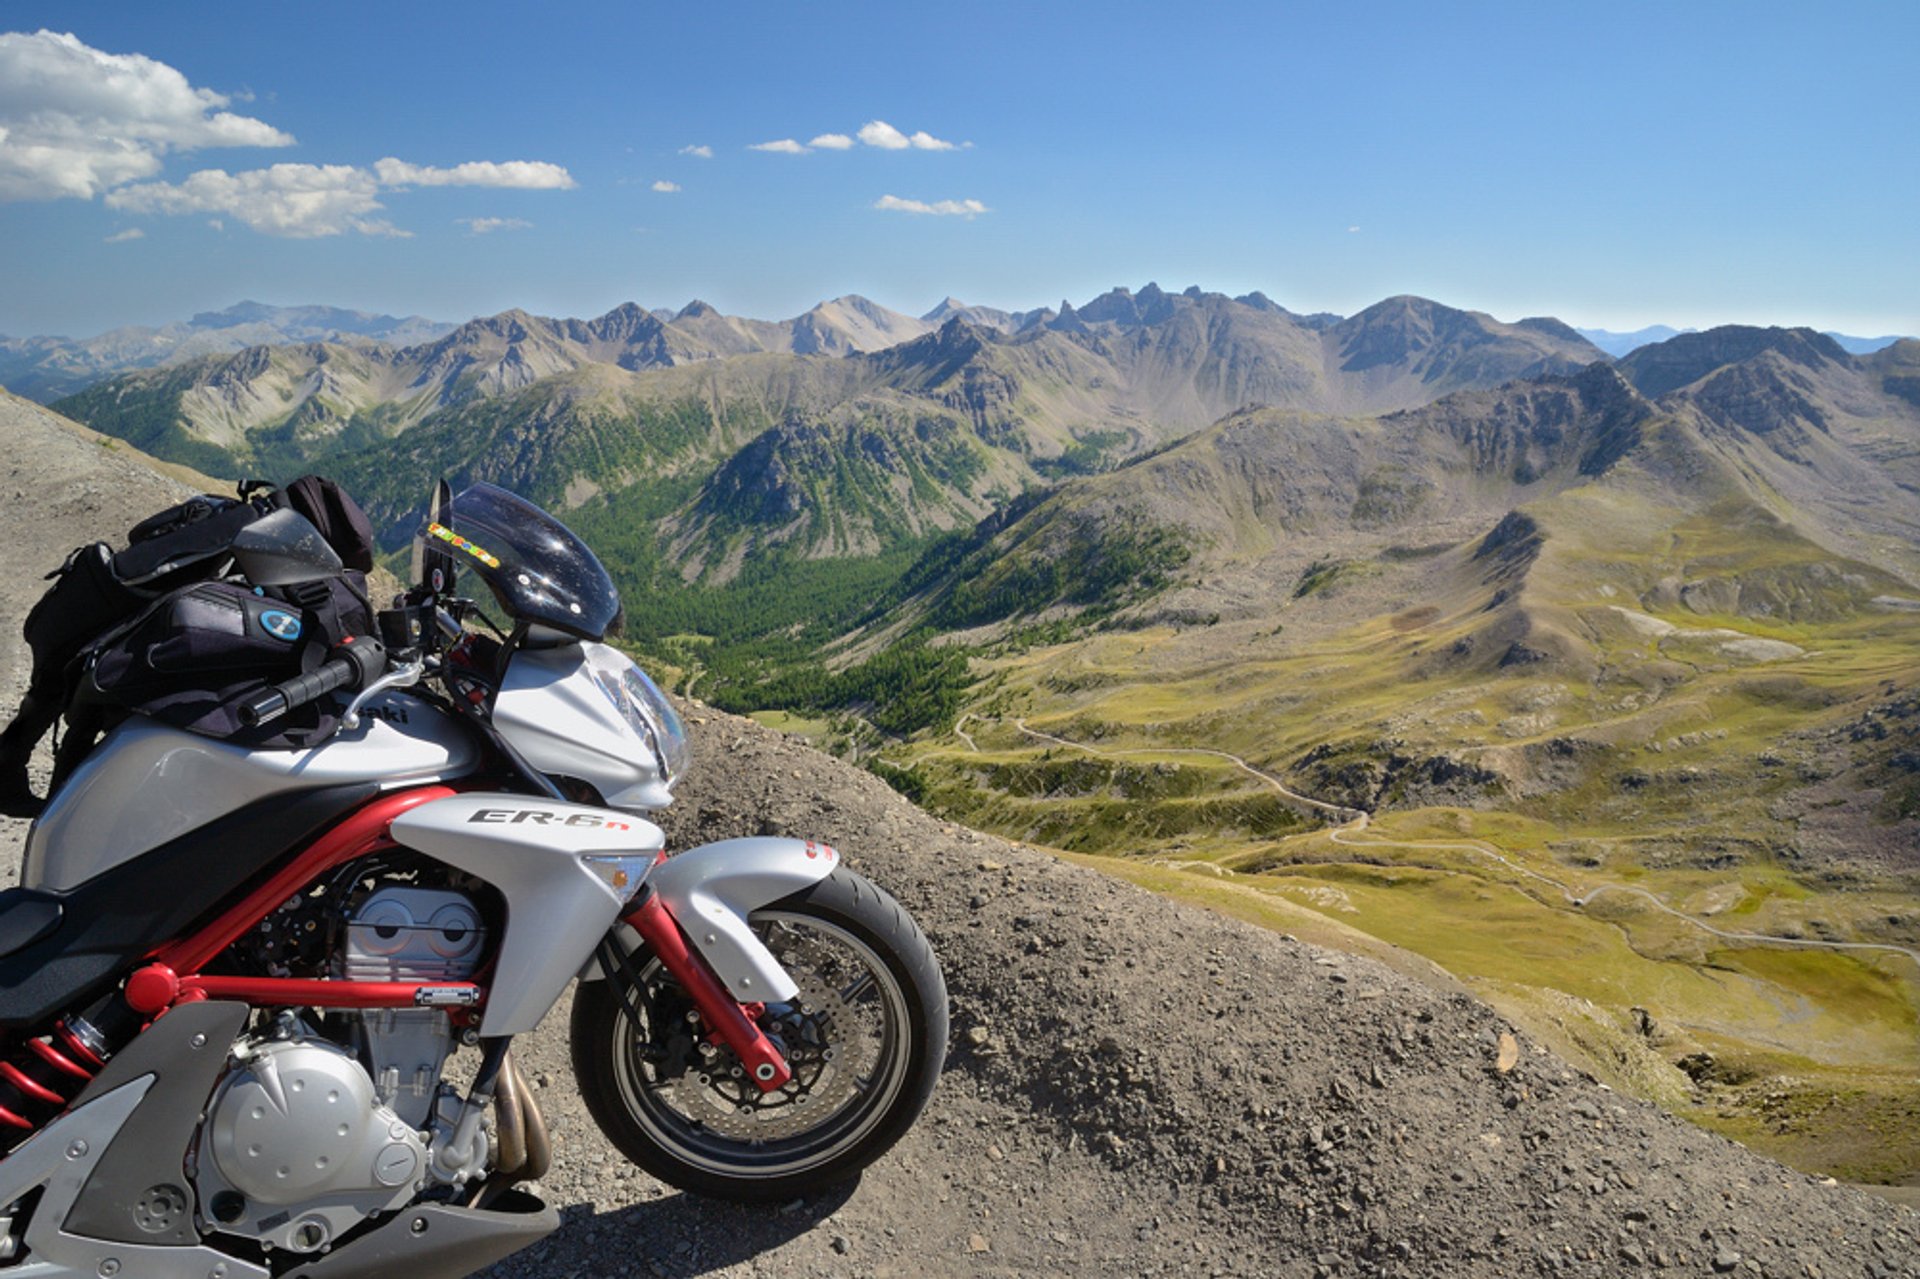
0, 1020, 106, 1143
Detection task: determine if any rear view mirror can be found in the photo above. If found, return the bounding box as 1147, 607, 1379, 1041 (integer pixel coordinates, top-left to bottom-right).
414, 478, 458, 596
232, 509, 345, 586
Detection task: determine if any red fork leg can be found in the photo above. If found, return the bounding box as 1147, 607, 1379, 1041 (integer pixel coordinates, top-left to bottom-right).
624, 893, 792, 1092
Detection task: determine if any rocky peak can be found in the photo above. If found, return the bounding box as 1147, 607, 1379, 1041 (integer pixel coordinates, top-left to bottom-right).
209, 343, 278, 385
588, 302, 661, 341
674, 299, 719, 321
1332, 296, 1466, 371
1064, 283, 1191, 328
1566, 360, 1647, 409
1077, 286, 1142, 326
1134, 281, 1177, 325
865, 317, 989, 383
1515, 316, 1592, 347
822, 294, 886, 321
1619, 325, 1854, 399
1676, 351, 1835, 437
933, 314, 985, 344
453, 308, 542, 345
1046, 301, 1091, 335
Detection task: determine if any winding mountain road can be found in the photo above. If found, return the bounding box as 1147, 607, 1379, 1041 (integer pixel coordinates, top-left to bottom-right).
952, 711, 979, 753
966, 716, 1920, 971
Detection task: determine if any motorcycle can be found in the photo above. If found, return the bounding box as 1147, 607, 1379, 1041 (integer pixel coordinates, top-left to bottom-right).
0, 481, 948, 1278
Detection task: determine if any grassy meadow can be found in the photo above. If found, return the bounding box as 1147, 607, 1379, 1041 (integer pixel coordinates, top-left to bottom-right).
864, 560, 1920, 1186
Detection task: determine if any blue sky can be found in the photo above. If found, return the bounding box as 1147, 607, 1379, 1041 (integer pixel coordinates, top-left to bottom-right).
1, 1, 1914, 338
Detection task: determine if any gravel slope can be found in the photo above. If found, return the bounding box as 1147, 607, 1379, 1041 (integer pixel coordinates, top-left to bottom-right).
0, 390, 198, 716
0, 393, 1915, 1277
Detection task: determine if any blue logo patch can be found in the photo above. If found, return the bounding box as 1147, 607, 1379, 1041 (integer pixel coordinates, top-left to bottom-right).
259, 609, 302, 642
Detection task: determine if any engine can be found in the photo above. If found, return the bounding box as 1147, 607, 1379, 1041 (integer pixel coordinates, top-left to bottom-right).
192, 885, 493, 1256
338, 885, 487, 1130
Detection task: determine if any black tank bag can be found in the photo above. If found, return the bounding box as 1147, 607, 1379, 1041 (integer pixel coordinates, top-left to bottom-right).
0, 477, 376, 817
80, 576, 371, 745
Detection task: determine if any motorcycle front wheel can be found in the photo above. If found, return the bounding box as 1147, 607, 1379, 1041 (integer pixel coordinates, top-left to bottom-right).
571, 866, 948, 1202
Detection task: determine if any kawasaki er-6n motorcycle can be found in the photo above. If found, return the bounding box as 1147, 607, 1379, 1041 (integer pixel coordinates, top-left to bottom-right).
0, 482, 947, 1278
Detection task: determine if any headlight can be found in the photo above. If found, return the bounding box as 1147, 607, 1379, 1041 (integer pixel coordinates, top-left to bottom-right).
585, 646, 691, 789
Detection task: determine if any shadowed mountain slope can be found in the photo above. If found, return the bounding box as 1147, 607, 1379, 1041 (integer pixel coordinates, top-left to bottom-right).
870, 363, 1663, 634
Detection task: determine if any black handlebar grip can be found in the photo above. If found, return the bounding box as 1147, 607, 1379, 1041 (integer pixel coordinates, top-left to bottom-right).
238, 656, 359, 728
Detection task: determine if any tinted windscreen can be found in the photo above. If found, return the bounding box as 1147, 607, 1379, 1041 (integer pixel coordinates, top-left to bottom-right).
431, 483, 623, 640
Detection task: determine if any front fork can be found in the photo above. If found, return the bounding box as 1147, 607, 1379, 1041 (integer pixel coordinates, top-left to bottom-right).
619, 893, 793, 1092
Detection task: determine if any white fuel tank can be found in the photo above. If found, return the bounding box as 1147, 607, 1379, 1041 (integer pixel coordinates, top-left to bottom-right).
22, 693, 479, 892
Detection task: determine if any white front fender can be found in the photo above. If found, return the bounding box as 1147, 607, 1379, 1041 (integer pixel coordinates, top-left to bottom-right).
582, 836, 838, 1002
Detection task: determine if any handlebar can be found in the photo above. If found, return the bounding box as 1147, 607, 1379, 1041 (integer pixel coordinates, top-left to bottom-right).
238, 636, 388, 728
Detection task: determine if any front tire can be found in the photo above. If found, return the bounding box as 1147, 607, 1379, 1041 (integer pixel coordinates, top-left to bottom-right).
571, 866, 947, 1202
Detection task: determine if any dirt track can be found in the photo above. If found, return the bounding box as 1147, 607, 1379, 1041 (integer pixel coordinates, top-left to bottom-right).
1, 393, 1916, 1277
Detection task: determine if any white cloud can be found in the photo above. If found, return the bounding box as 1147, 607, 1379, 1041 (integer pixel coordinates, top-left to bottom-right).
873, 194, 989, 218
106, 163, 405, 237
856, 120, 963, 151
103, 226, 144, 242
651, 179, 680, 193
856, 120, 910, 151
372, 157, 575, 189
457, 216, 531, 234
0, 28, 578, 239
103, 152, 575, 237
1348, 225, 1360, 233
678, 144, 712, 159
0, 29, 293, 201
747, 123, 967, 157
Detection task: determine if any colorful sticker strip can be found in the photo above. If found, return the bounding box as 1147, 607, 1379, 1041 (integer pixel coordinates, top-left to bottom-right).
427, 522, 503, 569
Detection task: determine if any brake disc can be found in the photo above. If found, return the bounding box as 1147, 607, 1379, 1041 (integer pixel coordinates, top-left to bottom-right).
669, 952, 864, 1141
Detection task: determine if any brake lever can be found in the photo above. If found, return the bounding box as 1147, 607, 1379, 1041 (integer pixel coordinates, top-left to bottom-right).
335, 658, 426, 735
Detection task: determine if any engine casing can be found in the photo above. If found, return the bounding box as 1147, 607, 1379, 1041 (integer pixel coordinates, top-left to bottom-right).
340, 885, 487, 983
196, 1037, 424, 1255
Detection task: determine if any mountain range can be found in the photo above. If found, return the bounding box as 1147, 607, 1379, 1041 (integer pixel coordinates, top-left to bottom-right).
8, 297, 1903, 408
32, 287, 1919, 661
880, 326, 1920, 643
46, 287, 1602, 554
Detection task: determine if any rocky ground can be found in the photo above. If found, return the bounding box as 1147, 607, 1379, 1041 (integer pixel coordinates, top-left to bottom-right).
1, 393, 1916, 1277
